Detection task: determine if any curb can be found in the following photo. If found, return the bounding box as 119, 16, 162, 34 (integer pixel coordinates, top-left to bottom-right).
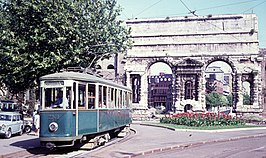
134, 122, 266, 132
126, 123, 266, 158
125, 133, 266, 158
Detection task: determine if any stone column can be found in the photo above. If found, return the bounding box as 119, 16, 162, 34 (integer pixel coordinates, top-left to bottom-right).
199, 72, 206, 111
236, 73, 243, 108
175, 74, 183, 112
139, 72, 148, 109
252, 71, 261, 108
172, 69, 177, 112
125, 72, 131, 89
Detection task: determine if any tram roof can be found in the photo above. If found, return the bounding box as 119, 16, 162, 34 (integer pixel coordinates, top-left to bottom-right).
40, 71, 131, 91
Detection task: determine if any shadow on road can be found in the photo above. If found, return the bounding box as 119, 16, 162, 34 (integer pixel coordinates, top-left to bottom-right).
9, 138, 91, 157
10, 137, 40, 149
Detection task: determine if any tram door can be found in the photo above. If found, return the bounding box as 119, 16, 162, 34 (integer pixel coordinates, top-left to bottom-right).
74, 82, 97, 135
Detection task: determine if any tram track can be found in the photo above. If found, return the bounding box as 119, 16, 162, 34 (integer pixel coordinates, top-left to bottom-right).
12, 127, 136, 158
73, 127, 137, 158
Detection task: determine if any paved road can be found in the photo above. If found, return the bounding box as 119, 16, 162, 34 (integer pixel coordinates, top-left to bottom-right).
83, 123, 266, 158
137, 136, 266, 158
0, 133, 39, 157
1, 123, 266, 158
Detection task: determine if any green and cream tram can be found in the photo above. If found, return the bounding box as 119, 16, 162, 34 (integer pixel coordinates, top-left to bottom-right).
39, 71, 132, 148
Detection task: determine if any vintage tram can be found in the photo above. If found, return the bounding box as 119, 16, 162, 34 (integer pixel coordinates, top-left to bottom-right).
39, 70, 132, 148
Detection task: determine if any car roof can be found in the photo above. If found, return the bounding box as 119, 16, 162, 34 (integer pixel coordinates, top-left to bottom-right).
0, 111, 21, 115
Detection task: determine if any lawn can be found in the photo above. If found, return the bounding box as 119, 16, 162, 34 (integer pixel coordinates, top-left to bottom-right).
153, 122, 260, 130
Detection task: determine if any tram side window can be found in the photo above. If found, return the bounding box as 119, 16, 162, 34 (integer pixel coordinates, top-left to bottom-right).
103, 86, 107, 108
119, 90, 123, 108
122, 91, 126, 108
114, 89, 118, 108
78, 84, 86, 109
66, 87, 71, 109
98, 85, 103, 108
107, 87, 111, 108
125, 92, 130, 108
88, 84, 95, 109
110, 88, 114, 108
129, 92, 132, 108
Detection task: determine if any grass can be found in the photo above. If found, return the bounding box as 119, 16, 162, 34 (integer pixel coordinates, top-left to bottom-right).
143, 122, 262, 130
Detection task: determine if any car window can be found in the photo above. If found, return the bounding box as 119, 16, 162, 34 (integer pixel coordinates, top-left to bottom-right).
0, 114, 12, 121
17, 115, 21, 121
12, 116, 16, 121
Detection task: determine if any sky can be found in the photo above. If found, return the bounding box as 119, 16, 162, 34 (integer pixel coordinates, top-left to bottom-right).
117, 0, 266, 47
116, 0, 266, 75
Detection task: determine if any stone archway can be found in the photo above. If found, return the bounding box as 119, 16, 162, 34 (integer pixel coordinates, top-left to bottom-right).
125, 57, 175, 110
147, 61, 173, 111
204, 56, 237, 110
124, 14, 264, 115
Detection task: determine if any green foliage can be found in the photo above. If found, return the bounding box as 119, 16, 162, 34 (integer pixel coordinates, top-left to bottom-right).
0, 0, 130, 94
226, 94, 233, 106
243, 93, 251, 105
206, 92, 231, 108
206, 92, 221, 107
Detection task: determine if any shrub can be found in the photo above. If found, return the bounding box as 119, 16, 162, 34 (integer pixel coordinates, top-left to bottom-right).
160, 112, 244, 127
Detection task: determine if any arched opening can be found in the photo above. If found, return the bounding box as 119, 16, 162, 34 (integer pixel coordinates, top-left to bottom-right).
147, 62, 172, 113
205, 61, 233, 112
184, 104, 193, 112
107, 64, 114, 69
242, 81, 251, 105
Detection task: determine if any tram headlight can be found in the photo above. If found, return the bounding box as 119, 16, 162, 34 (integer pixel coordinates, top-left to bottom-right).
49, 122, 58, 132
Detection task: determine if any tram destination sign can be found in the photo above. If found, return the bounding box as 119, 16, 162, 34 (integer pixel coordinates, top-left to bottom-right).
44, 81, 64, 86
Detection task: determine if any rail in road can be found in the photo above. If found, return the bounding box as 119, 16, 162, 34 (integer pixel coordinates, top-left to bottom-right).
2, 123, 266, 158
0, 128, 136, 158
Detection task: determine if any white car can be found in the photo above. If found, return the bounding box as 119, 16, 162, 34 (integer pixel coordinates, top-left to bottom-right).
0, 112, 24, 138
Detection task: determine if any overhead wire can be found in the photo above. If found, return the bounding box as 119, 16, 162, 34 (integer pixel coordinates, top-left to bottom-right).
179, 0, 197, 16
179, 0, 262, 52
153, 0, 265, 19
242, 0, 266, 13
122, 0, 265, 48
134, 0, 164, 18
197, 0, 265, 12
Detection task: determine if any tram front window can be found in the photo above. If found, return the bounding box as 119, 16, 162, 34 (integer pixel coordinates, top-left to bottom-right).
44, 88, 70, 109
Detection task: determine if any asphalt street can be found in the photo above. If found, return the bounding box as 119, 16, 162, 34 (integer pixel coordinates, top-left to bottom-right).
84, 123, 266, 158
1, 122, 266, 158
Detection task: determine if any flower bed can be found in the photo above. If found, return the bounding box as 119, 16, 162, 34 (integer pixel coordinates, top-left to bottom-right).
160, 112, 244, 127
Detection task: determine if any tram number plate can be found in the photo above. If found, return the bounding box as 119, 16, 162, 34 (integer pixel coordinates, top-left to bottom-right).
48, 114, 60, 121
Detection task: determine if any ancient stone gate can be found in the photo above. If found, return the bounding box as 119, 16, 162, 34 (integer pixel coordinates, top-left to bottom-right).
124, 14, 265, 115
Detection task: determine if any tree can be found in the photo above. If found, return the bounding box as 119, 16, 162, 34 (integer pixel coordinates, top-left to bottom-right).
226, 94, 233, 106
0, 0, 131, 95
243, 93, 251, 105
206, 92, 222, 109
220, 95, 229, 106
